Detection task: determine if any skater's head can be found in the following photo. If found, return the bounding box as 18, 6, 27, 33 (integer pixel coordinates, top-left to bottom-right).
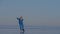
20, 16, 23, 19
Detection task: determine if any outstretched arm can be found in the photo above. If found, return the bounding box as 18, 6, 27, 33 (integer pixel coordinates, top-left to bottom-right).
17, 18, 20, 20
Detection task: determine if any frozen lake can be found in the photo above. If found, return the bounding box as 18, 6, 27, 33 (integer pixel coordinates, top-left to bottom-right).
0, 25, 60, 34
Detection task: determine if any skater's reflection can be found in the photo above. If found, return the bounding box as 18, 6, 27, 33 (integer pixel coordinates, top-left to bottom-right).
20, 31, 24, 34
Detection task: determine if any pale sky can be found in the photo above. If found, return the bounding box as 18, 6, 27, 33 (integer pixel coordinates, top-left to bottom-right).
0, 0, 60, 26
